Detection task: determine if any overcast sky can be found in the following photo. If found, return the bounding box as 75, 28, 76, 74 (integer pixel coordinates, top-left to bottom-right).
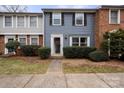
27, 5, 99, 12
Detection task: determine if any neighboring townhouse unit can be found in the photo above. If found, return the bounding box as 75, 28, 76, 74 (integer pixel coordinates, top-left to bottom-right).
43, 9, 96, 56
0, 12, 43, 54
95, 5, 124, 48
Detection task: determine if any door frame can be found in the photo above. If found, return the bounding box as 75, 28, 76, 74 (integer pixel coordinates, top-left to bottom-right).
51, 34, 63, 56
4, 35, 16, 54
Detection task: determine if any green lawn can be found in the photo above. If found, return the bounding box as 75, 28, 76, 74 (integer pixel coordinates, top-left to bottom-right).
63, 64, 124, 73
0, 58, 50, 74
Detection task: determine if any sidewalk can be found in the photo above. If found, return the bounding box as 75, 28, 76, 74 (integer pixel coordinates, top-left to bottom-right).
0, 60, 123, 88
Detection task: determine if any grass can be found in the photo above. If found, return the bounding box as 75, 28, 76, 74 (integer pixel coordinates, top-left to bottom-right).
63, 64, 124, 73
0, 58, 50, 74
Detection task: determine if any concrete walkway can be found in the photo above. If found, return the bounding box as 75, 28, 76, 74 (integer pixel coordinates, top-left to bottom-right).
0, 60, 124, 88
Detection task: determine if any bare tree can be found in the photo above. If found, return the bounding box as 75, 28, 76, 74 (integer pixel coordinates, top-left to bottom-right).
0, 5, 28, 12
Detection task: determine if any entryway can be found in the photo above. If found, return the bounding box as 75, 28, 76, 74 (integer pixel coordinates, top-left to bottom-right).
51, 34, 63, 56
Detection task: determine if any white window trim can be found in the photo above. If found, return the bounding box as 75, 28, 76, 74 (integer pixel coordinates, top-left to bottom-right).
28, 16, 38, 28
30, 35, 39, 45
3, 16, 13, 28
75, 13, 84, 26
18, 35, 27, 45
70, 36, 90, 47
16, 16, 26, 28
52, 13, 61, 26
109, 9, 120, 24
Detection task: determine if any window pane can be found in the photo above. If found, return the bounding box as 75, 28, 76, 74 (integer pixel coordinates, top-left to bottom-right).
111, 10, 118, 24
75, 14, 84, 25
8, 38, 14, 42
30, 16, 37, 27
80, 37, 87, 46
5, 16, 12, 27
54, 19, 61, 24
31, 38, 38, 45
72, 37, 79, 46
20, 38, 26, 45
17, 16, 24, 27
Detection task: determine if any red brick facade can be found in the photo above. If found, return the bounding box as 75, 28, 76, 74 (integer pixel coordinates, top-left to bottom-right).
95, 8, 124, 48
0, 35, 5, 54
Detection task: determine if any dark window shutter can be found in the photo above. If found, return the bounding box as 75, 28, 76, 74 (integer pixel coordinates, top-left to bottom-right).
49, 12, 52, 25
72, 13, 75, 26
84, 13, 87, 26
62, 13, 64, 26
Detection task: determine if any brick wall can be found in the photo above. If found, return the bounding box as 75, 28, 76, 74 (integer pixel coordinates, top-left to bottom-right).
95, 9, 124, 48
39, 35, 43, 47
0, 35, 4, 54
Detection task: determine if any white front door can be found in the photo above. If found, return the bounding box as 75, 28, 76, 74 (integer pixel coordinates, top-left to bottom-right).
51, 34, 63, 56
5, 36, 16, 54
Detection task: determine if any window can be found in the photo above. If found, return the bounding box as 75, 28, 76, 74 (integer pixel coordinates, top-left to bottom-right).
17, 16, 25, 27
18, 36, 27, 45
31, 38, 38, 45
52, 13, 61, 25
30, 36, 39, 45
109, 9, 120, 24
4, 16, 12, 27
72, 37, 79, 46
75, 13, 84, 26
19, 38, 26, 45
30, 16, 37, 27
80, 37, 87, 46
70, 36, 89, 47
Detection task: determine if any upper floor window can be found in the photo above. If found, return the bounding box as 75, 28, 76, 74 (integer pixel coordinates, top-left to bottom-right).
52, 13, 61, 25
4, 16, 12, 27
109, 9, 120, 24
17, 16, 25, 27
75, 13, 84, 26
30, 16, 37, 27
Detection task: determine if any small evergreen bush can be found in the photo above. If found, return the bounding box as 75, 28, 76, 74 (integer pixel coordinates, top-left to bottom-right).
89, 50, 109, 62
38, 47, 50, 59
21, 45, 40, 56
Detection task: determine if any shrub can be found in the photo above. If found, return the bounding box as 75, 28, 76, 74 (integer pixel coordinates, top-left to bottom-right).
81, 47, 96, 58
21, 45, 40, 56
119, 53, 124, 61
6, 40, 20, 53
101, 29, 124, 58
63, 46, 96, 58
38, 47, 50, 59
89, 50, 109, 62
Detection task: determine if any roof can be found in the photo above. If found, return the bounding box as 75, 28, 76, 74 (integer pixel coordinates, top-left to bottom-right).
0, 12, 42, 15
101, 5, 124, 9
42, 8, 97, 13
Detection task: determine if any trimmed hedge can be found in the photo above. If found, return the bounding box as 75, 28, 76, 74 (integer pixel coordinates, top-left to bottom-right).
63, 46, 96, 58
120, 53, 124, 61
38, 47, 50, 59
21, 45, 40, 56
89, 50, 109, 62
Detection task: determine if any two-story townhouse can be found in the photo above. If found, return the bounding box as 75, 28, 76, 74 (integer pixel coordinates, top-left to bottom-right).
43, 9, 96, 56
0, 12, 43, 54
95, 5, 124, 48
0, 5, 124, 56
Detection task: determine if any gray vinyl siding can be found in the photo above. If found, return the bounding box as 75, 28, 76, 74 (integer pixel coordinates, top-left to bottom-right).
44, 13, 95, 47
0, 14, 43, 35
